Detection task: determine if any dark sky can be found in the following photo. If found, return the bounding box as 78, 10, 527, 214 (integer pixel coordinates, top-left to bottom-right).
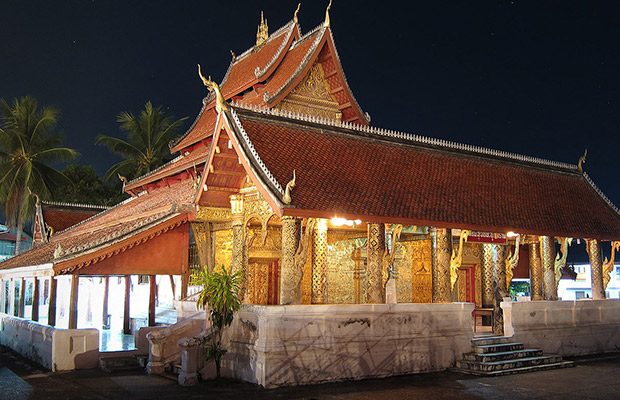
2, 0, 620, 211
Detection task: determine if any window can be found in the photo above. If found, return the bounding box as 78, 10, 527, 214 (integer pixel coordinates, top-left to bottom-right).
575, 291, 586, 300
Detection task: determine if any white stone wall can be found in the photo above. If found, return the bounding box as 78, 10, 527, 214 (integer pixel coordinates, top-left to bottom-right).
222, 303, 474, 388
0, 313, 99, 371
502, 299, 620, 356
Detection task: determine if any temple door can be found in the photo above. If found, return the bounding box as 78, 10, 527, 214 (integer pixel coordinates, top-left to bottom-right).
267, 259, 279, 305
457, 264, 477, 303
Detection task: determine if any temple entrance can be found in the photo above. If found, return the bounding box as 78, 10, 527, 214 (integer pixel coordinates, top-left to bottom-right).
456, 264, 477, 303
248, 259, 280, 305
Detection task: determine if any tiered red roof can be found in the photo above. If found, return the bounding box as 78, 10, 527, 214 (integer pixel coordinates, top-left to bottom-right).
0, 179, 198, 273
220, 107, 620, 241
169, 20, 367, 155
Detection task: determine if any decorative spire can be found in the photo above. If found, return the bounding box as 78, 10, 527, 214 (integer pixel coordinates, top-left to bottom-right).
197, 64, 229, 114
293, 3, 301, 24
256, 11, 269, 47
283, 170, 296, 204
578, 149, 587, 172
323, 0, 332, 28
230, 50, 236, 62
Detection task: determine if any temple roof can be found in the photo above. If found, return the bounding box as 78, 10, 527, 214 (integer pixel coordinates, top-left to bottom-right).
218, 105, 620, 241
170, 19, 367, 154
40, 201, 110, 234
0, 179, 197, 273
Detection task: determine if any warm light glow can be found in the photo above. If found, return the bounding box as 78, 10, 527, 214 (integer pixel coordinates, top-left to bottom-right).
203, 184, 208, 191
506, 231, 519, 238
330, 217, 362, 227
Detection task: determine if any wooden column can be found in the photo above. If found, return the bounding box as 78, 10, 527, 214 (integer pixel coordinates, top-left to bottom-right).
180, 224, 191, 300
311, 218, 328, 304
540, 236, 557, 300
102, 276, 110, 328
17, 278, 26, 318
367, 223, 385, 303
68, 273, 79, 329
123, 276, 131, 334
431, 227, 452, 303
169, 275, 176, 300
0, 279, 5, 314
48, 277, 57, 326
280, 216, 300, 305
31, 277, 40, 322
587, 239, 605, 299
529, 241, 544, 301
149, 275, 157, 327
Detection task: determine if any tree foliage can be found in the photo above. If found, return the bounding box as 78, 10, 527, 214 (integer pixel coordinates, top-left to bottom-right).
96, 101, 187, 182
53, 164, 128, 206
191, 265, 242, 378
0, 96, 78, 254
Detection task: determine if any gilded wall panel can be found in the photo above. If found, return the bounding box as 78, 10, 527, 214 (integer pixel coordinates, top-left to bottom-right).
214, 229, 233, 272
407, 239, 433, 303
325, 232, 357, 304
393, 244, 412, 303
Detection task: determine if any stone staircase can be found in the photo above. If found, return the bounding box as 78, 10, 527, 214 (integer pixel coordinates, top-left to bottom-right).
99, 351, 147, 373
453, 336, 574, 376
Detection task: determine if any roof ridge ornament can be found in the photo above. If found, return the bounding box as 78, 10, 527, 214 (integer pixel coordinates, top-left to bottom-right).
256, 11, 269, 47
283, 170, 296, 204
197, 64, 229, 113
293, 3, 301, 24
578, 149, 587, 172
323, 0, 332, 28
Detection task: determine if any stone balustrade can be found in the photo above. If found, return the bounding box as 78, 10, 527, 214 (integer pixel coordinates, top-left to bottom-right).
0, 313, 99, 371
146, 316, 206, 374
502, 299, 620, 356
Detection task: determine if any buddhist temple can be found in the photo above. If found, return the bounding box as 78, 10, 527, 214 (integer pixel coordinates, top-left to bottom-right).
2, 3, 620, 387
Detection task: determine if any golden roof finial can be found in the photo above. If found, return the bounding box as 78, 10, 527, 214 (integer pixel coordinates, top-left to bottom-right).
197, 64, 229, 114
230, 50, 236, 62
293, 3, 301, 24
323, 0, 332, 28
283, 170, 296, 204
578, 148, 587, 172
256, 11, 269, 47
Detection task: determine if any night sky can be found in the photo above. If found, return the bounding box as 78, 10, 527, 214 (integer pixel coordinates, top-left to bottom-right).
2, 1, 620, 213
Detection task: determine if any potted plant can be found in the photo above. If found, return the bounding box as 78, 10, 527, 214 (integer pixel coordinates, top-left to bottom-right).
192, 265, 242, 379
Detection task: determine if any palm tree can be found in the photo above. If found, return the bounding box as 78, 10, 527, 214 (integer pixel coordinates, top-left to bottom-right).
96, 102, 187, 182
0, 96, 78, 254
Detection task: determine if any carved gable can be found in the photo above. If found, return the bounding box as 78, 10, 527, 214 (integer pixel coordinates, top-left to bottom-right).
275, 61, 341, 120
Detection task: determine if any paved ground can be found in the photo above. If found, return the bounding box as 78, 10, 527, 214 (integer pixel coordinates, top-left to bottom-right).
3, 345, 620, 399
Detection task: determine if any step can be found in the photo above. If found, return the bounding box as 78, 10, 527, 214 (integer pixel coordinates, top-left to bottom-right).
99, 356, 143, 373
453, 360, 574, 376
456, 355, 564, 372
474, 342, 524, 354
463, 349, 543, 362
471, 336, 513, 346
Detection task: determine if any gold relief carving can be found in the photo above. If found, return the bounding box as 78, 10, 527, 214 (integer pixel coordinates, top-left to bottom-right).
483, 243, 507, 335
475, 262, 482, 308
195, 206, 231, 222
603, 241, 620, 290
554, 237, 572, 292
214, 229, 233, 273
586, 239, 605, 299
529, 241, 543, 301
190, 222, 213, 273
539, 236, 557, 300
324, 234, 357, 304
248, 262, 269, 305
395, 243, 412, 303
275, 62, 341, 120
457, 269, 467, 301
409, 239, 432, 303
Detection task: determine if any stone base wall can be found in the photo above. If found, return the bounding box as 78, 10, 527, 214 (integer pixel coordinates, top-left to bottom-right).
502, 299, 620, 356
221, 303, 474, 388
0, 313, 99, 371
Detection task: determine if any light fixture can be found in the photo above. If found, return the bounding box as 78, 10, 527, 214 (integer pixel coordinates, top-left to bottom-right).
330, 217, 362, 228
506, 231, 519, 238
203, 184, 208, 191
